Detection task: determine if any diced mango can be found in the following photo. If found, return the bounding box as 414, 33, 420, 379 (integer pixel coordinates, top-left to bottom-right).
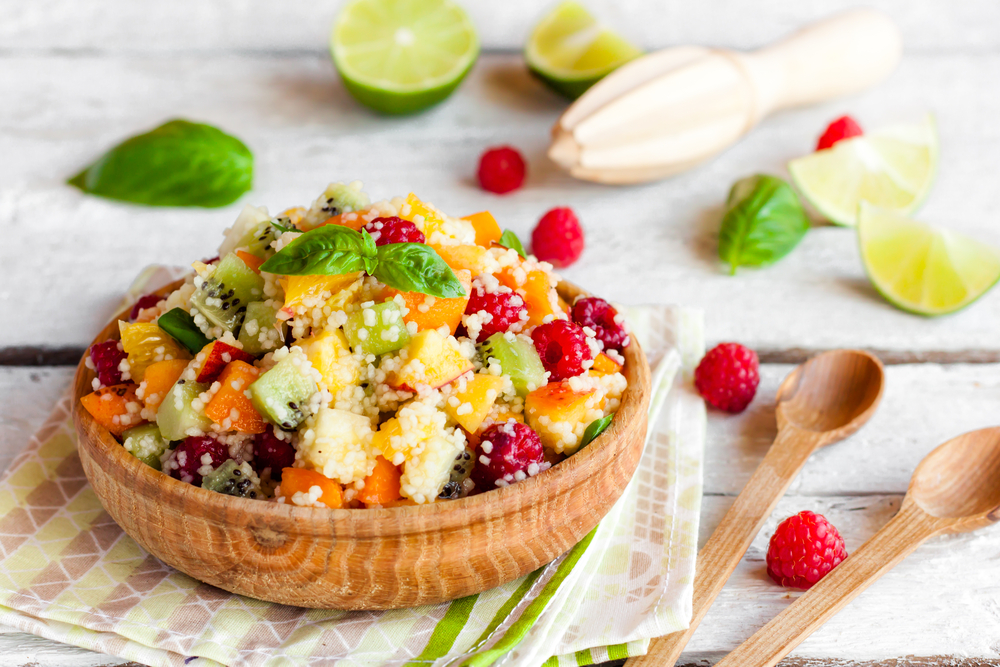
280, 272, 363, 316
236, 250, 265, 274
205, 361, 267, 434
525, 381, 598, 454
383, 270, 472, 335
299, 328, 360, 394
591, 352, 623, 375
497, 265, 562, 327
139, 358, 189, 411
445, 374, 506, 433
80, 383, 145, 437
279, 468, 344, 509
357, 455, 403, 506
462, 211, 502, 247
118, 321, 192, 382
388, 329, 474, 391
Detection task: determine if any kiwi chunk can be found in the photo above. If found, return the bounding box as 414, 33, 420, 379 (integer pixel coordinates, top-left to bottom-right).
314, 182, 370, 220
190, 253, 265, 334
343, 301, 410, 356
122, 423, 171, 470
202, 460, 262, 499
157, 380, 212, 441
238, 301, 286, 355
232, 220, 282, 258
439, 448, 474, 499
478, 334, 546, 396
249, 353, 317, 430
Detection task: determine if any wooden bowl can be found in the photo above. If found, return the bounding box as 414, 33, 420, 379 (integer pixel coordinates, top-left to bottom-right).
73, 279, 651, 609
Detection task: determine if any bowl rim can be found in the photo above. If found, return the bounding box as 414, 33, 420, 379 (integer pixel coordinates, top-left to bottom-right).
74, 277, 651, 538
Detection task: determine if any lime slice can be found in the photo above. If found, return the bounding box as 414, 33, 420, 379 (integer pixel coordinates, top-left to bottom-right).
525, 1, 642, 99
331, 0, 479, 115
858, 203, 1000, 316
788, 115, 938, 226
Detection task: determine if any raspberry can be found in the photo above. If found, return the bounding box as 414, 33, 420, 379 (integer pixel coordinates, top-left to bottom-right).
252, 427, 296, 480
531, 319, 593, 381
165, 436, 230, 486
363, 216, 426, 246
766, 511, 848, 589
464, 287, 527, 342
88, 340, 127, 387
129, 293, 165, 321
477, 146, 526, 194
472, 421, 547, 489
816, 115, 863, 151
694, 342, 759, 413
531, 207, 584, 268
571, 297, 629, 353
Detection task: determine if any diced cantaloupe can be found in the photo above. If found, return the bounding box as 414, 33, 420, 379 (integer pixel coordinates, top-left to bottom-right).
461, 211, 502, 247
299, 328, 360, 394
280, 272, 363, 317
80, 383, 145, 437
524, 381, 598, 454
383, 270, 472, 335
445, 374, 506, 433
357, 455, 403, 506
388, 329, 474, 391
497, 264, 561, 327
139, 358, 189, 411
279, 468, 344, 509
204, 361, 267, 434
591, 352, 623, 375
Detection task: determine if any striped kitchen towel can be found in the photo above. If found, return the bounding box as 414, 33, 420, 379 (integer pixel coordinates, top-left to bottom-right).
0, 269, 705, 666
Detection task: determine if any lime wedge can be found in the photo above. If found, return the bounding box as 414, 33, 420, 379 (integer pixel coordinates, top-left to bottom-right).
788, 115, 938, 226
858, 203, 1000, 316
331, 0, 479, 115
525, 1, 642, 99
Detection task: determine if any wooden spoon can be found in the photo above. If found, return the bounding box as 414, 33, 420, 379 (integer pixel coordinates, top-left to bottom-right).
715, 426, 1000, 667
626, 349, 884, 667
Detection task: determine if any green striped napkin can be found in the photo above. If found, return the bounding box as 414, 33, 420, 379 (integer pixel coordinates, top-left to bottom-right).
0, 268, 705, 666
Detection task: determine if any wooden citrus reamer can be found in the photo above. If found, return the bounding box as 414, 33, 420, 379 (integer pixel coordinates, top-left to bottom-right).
716, 426, 1000, 667
549, 9, 903, 184
626, 349, 884, 667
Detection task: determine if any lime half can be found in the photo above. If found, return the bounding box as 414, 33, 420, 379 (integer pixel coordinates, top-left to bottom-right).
789, 115, 938, 226
331, 0, 479, 115
858, 203, 1000, 316
526, 1, 642, 99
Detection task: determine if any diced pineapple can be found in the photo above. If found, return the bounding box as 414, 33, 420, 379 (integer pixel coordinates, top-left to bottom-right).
279, 272, 363, 318
389, 329, 474, 391
299, 328, 360, 394
445, 374, 506, 433
400, 435, 466, 504
298, 407, 377, 485
525, 380, 601, 455
371, 400, 447, 464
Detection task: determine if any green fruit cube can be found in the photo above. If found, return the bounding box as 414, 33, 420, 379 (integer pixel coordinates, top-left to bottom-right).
343, 301, 410, 356
478, 333, 546, 396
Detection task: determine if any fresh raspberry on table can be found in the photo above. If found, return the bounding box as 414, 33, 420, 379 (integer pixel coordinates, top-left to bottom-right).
88, 340, 127, 387
464, 287, 527, 342
531, 207, 584, 268
252, 427, 296, 481
694, 342, 759, 413
766, 510, 848, 589
816, 115, 864, 151
477, 146, 526, 194
363, 216, 426, 246
129, 293, 165, 321
531, 319, 593, 381
165, 436, 231, 486
471, 421, 547, 490
571, 297, 630, 353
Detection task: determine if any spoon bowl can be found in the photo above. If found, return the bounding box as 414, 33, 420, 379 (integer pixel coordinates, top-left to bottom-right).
910, 426, 1000, 526
776, 349, 884, 439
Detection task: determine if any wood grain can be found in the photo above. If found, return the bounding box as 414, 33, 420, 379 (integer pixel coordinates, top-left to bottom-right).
71, 280, 651, 610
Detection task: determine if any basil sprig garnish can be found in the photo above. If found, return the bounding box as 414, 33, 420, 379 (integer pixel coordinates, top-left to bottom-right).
68, 119, 253, 208
498, 229, 526, 258
580, 414, 614, 449
718, 174, 810, 275
259, 225, 465, 298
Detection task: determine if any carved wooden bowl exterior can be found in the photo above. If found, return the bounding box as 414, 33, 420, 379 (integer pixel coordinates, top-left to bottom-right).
72, 279, 651, 610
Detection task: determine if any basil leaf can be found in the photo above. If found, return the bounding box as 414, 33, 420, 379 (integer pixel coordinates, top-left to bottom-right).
157, 308, 211, 353
718, 174, 810, 275
360, 229, 379, 274
68, 119, 252, 208
374, 244, 466, 298
498, 229, 526, 258
580, 414, 614, 449
259, 225, 367, 276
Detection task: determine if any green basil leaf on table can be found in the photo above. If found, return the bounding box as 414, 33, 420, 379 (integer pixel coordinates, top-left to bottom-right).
580, 414, 614, 449
68, 119, 253, 208
157, 308, 211, 353
259, 225, 368, 276
498, 229, 526, 259
374, 244, 466, 298
718, 174, 810, 275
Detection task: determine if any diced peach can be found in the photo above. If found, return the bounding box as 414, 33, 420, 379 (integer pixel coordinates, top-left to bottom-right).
192, 340, 256, 383
204, 361, 266, 434
280, 272, 363, 317
388, 329, 474, 391
461, 211, 502, 247
525, 381, 597, 454
432, 244, 491, 276
497, 264, 562, 327
139, 359, 189, 411
236, 250, 265, 274
80, 383, 145, 437
591, 352, 623, 375
445, 374, 506, 433
383, 270, 472, 335
357, 456, 403, 506
279, 468, 344, 509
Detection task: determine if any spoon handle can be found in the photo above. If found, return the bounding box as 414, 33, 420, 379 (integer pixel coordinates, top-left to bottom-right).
625, 428, 819, 667
714, 502, 942, 667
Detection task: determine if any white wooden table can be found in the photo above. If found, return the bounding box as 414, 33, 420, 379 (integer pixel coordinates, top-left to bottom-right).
3, 1, 1000, 665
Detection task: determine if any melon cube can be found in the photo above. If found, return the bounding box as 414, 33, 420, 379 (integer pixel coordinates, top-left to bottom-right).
388, 329, 474, 391
298, 407, 376, 485
445, 374, 506, 433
